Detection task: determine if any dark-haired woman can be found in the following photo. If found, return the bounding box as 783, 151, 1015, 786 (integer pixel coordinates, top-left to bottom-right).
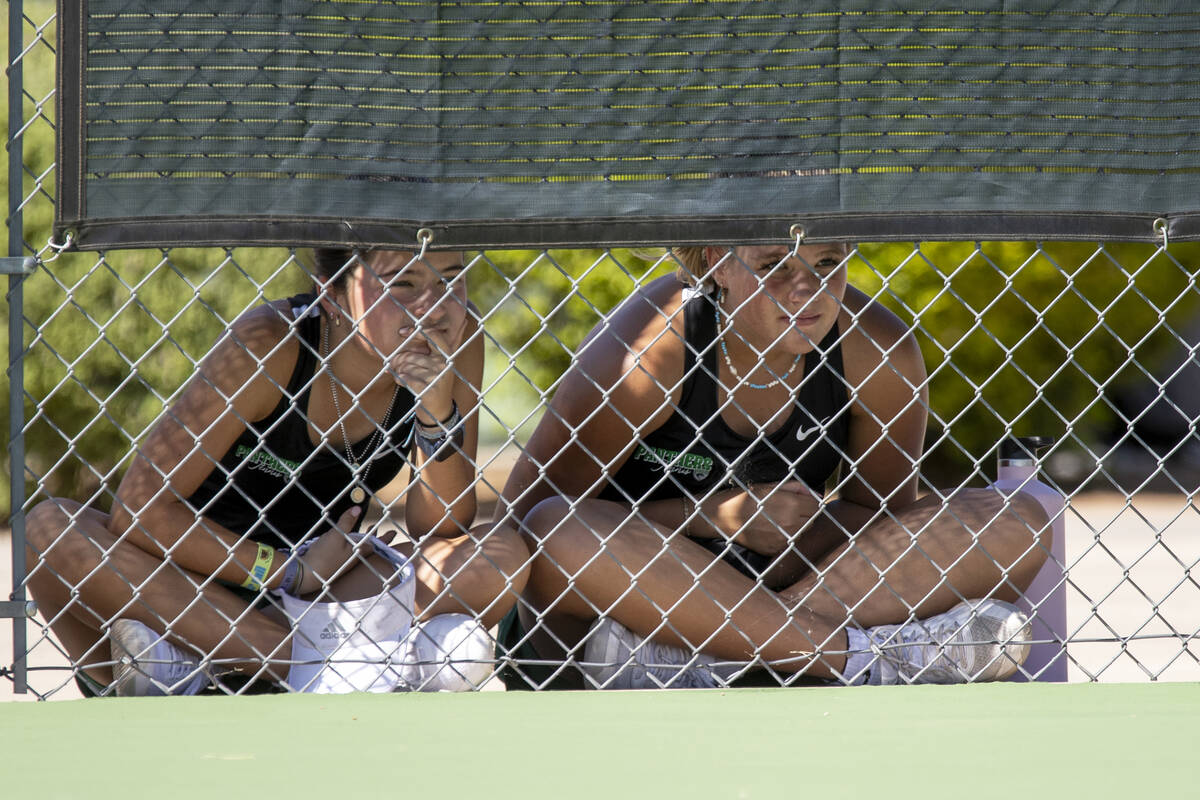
26, 248, 529, 695
499, 242, 1047, 689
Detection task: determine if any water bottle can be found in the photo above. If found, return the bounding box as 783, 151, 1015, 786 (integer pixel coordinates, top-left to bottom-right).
991, 435, 1068, 682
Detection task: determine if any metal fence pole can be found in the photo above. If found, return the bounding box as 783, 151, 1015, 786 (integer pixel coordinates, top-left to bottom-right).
3, 0, 32, 695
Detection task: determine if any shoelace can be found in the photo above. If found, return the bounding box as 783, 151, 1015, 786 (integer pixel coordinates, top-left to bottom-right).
156, 649, 204, 684
143, 643, 206, 693
885, 616, 994, 682
872, 624, 945, 680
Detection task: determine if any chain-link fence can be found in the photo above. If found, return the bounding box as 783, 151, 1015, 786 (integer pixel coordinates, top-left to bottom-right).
6, 240, 1200, 697
6, 3, 1200, 699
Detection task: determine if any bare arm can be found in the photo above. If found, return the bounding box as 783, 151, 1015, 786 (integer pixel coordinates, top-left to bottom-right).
111, 304, 311, 587
498, 277, 689, 531
821, 287, 928, 534
386, 310, 484, 538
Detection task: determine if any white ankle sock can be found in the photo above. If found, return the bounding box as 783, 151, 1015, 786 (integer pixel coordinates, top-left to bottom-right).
842, 627, 875, 685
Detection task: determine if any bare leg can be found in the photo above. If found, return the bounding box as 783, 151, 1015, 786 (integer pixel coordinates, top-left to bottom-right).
522, 489, 1048, 680
523, 498, 848, 680
386, 522, 530, 628
25, 499, 293, 685
22, 497, 497, 688
788, 488, 1051, 627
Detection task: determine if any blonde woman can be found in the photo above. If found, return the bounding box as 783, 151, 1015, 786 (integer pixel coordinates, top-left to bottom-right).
498, 242, 1046, 689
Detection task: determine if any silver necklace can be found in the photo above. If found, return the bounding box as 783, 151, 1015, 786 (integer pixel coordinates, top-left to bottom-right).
322, 318, 399, 505
715, 303, 802, 390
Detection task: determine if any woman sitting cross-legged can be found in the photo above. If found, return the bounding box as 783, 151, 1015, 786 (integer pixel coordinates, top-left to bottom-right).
497, 241, 1049, 689
26, 247, 529, 695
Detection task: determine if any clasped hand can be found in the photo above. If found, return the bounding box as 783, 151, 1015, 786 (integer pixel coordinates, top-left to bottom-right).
391, 314, 467, 424
698, 480, 822, 557
287, 507, 370, 596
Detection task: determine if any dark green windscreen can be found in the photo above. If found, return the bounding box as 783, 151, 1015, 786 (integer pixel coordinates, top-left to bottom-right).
57, 1, 1200, 249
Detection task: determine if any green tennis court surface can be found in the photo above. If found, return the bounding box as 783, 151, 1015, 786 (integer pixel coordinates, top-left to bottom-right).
3, 682, 1194, 798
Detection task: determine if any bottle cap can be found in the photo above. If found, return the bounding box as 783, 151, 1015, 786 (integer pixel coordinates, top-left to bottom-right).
999, 435, 1055, 461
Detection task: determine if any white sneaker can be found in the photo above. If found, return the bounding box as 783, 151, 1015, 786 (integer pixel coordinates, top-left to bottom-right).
109, 619, 210, 696
582, 618, 721, 690
396, 614, 494, 692
866, 599, 1032, 685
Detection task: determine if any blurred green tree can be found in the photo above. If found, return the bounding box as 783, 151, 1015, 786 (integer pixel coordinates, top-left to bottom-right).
853, 241, 1200, 484
7, 248, 309, 516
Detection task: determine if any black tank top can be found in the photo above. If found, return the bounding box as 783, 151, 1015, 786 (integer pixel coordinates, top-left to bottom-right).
186, 294, 415, 548
599, 288, 851, 568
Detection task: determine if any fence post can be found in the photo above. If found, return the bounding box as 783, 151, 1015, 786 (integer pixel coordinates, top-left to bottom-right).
4, 0, 31, 695
1, 256, 36, 697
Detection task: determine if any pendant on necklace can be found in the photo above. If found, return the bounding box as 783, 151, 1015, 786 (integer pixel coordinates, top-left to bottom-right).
350, 485, 367, 504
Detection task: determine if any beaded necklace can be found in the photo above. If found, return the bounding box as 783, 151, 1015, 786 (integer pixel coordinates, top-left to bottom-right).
714, 302, 803, 390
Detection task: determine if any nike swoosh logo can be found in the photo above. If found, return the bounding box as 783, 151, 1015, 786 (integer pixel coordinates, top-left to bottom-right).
796, 419, 829, 442
371, 426, 417, 462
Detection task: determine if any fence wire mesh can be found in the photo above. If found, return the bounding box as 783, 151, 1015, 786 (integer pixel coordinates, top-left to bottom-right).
6, 3, 1200, 699
5, 240, 1200, 698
